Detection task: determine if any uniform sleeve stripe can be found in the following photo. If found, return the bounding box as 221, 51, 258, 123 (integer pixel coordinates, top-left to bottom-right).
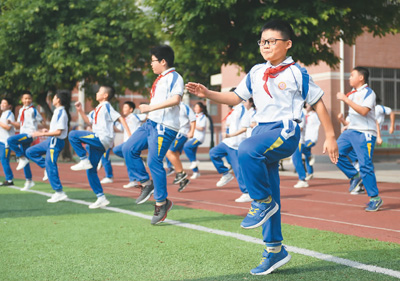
57, 109, 63, 121
245, 73, 252, 94
169, 72, 179, 93
364, 88, 373, 100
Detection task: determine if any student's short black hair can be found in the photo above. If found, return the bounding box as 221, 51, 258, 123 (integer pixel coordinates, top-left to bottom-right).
150, 45, 175, 67
124, 101, 135, 110
1, 97, 13, 107
21, 90, 32, 97
102, 86, 115, 101
261, 19, 295, 41
353, 66, 369, 84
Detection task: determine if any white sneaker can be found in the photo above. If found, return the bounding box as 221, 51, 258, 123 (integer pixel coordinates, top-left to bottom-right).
43, 170, 48, 181
21, 180, 35, 191
309, 155, 315, 166
216, 173, 234, 187
47, 192, 68, 203
89, 196, 110, 209
100, 177, 113, 184
189, 161, 199, 170
16, 157, 29, 171
123, 181, 140, 188
190, 172, 200, 179
305, 173, 313, 181
71, 159, 93, 171
97, 160, 102, 171
235, 193, 252, 203
294, 180, 309, 188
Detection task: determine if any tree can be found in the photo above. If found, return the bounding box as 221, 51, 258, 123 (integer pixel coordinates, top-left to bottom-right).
145, 0, 400, 77
0, 0, 157, 113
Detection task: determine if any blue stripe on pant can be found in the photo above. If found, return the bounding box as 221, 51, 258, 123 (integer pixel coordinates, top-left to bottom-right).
238, 120, 300, 244
0, 142, 13, 181
69, 130, 106, 197
122, 120, 177, 202
210, 142, 247, 193
336, 130, 378, 197
7, 133, 33, 180
292, 143, 306, 180
183, 138, 202, 172
26, 137, 65, 191
101, 148, 113, 178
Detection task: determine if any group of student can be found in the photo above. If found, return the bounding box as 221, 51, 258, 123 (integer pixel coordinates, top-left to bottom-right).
0, 19, 392, 276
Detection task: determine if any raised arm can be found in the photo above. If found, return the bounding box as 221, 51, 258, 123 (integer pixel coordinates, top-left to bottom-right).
337, 92, 370, 116
118, 116, 131, 137
389, 112, 395, 134
139, 95, 181, 113
186, 82, 242, 106
75, 101, 91, 125
313, 99, 338, 164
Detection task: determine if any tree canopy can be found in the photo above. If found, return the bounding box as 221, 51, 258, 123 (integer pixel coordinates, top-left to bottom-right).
145, 0, 400, 78
0, 0, 157, 113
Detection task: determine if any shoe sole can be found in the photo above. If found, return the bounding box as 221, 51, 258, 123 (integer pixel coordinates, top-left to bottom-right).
235, 198, 253, 203
241, 203, 279, 229
70, 165, 93, 171
47, 195, 68, 203
173, 174, 187, 185
152, 201, 173, 225
216, 176, 234, 187
178, 180, 190, 192
16, 163, 29, 171
89, 200, 110, 209
136, 189, 154, 204
251, 254, 292, 275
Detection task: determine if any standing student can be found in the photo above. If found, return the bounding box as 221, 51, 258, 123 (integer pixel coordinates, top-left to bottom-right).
186, 19, 338, 275
375, 103, 395, 145
7, 91, 43, 191
165, 101, 196, 192
69, 86, 131, 209
113, 101, 146, 188
25, 91, 69, 203
183, 102, 207, 179
122, 45, 183, 225
336, 67, 383, 211
0, 98, 15, 186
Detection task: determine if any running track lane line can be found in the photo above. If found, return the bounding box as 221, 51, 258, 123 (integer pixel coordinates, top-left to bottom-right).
9, 186, 400, 279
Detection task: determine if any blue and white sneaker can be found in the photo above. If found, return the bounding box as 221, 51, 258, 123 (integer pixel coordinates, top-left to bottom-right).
365, 197, 383, 212
241, 198, 279, 229
251, 247, 291, 275
349, 174, 362, 193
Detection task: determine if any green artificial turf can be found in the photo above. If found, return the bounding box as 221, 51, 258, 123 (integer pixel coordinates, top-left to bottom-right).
0, 179, 399, 281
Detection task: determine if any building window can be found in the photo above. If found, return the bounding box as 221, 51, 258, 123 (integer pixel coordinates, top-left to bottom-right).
368, 67, 400, 110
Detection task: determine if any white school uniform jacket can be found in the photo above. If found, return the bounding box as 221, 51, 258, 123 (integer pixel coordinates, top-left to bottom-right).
121, 113, 146, 142
235, 57, 324, 125
242, 107, 257, 138
17, 104, 43, 135
90, 101, 121, 150
375, 105, 392, 128
223, 104, 248, 150
304, 110, 320, 143
193, 112, 207, 143
50, 106, 68, 140
0, 110, 15, 144
347, 84, 377, 136
148, 68, 184, 131
177, 102, 196, 137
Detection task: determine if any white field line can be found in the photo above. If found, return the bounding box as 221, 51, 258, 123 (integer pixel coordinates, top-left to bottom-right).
7, 186, 400, 279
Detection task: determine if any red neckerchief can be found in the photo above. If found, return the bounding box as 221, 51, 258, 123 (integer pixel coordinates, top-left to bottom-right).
94, 105, 103, 124
262, 62, 295, 98
150, 69, 176, 99
20, 105, 34, 126
222, 108, 234, 122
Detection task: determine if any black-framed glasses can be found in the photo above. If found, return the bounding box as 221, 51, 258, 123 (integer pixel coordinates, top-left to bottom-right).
257, 38, 289, 46
151, 59, 159, 63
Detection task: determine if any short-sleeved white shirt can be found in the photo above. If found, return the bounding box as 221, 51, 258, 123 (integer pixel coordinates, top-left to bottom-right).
234, 57, 324, 124
347, 84, 377, 136
91, 101, 121, 150
193, 112, 207, 143
50, 106, 68, 140
148, 68, 184, 131
223, 104, 248, 149
375, 105, 392, 128
0, 110, 15, 144
123, 113, 146, 142
305, 110, 320, 143
178, 102, 196, 137
17, 104, 43, 135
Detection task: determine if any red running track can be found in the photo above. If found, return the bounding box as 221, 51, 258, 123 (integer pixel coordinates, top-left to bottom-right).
7, 162, 400, 244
